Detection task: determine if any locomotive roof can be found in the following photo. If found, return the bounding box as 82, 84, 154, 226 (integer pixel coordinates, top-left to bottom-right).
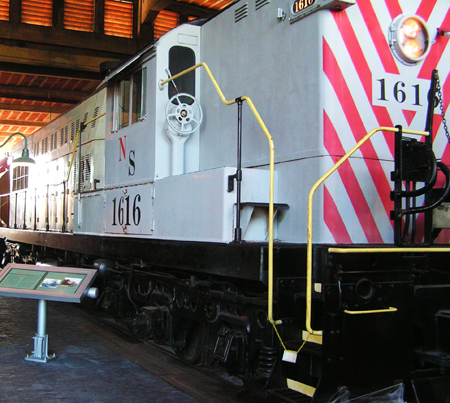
98, 42, 156, 90
98, 10, 226, 90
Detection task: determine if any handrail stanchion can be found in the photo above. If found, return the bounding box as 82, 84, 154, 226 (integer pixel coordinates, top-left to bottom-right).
14, 193, 17, 229
34, 188, 37, 230
62, 182, 66, 233
23, 190, 27, 229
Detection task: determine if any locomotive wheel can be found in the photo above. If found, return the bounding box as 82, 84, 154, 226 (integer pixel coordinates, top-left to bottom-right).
173, 320, 204, 364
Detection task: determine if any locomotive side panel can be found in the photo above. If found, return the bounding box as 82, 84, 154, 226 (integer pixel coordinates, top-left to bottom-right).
104, 57, 157, 187
10, 89, 107, 233
154, 25, 202, 179
200, 3, 324, 170
199, 1, 450, 245
152, 167, 272, 242
199, 3, 327, 244
104, 24, 202, 189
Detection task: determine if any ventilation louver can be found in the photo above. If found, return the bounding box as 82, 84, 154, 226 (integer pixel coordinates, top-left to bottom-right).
235, 3, 248, 23
70, 121, 75, 142
91, 106, 100, 128
60, 126, 68, 146
255, 0, 270, 10
73, 154, 92, 189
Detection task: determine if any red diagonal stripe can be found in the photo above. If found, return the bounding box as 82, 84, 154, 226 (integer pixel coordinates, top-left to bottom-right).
324, 185, 352, 243
436, 229, 450, 244
384, 0, 402, 20
323, 38, 394, 224
332, 10, 395, 156
416, 0, 438, 20
324, 111, 383, 243
357, 0, 399, 75
332, 10, 372, 100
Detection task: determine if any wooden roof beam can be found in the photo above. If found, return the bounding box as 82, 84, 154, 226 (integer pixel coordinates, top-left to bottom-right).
0, 85, 89, 104
141, 0, 173, 25
0, 21, 139, 56
0, 133, 31, 144
0, 131, 33, 137
166, 2, 219, 19
0, 103, 69, 114
0, 62, 102, 81
0, 119, 48, 128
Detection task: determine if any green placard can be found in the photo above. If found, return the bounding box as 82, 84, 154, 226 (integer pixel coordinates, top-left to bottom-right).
0, 269, 86, 294
0, 269, 47, 290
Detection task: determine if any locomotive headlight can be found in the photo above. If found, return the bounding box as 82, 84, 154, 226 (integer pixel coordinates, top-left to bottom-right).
403, 39, 422, 58
402, 18, 421, 39
389, 15, 431, 65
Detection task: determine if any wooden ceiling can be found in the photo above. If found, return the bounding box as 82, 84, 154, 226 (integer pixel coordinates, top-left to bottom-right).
0, 0, 234, 150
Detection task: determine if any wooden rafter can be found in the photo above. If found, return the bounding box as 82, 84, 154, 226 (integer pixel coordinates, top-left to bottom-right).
0, 103, 69, 114
0, 84, 91, 104
0, 119, 48, 127
141, 0, 173, 25
0, 62, 102, 81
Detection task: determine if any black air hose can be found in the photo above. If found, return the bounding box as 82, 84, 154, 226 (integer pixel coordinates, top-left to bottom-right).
401, 162, 450, 216
392, 147, 438, 199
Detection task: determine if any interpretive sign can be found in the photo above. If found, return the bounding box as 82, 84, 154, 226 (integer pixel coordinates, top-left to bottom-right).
0, 263, 98, 363
0, 263, 97, 303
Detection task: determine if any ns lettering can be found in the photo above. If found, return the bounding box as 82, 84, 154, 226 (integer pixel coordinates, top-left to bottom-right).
119, 136, 136, 176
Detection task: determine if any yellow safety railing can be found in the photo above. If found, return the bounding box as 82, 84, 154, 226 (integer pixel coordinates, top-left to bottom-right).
329, 247, 450, 253
305, 126, 429, 335
66, 113, 106, 183
344, 307, 397, 315
159, 62, 281, 329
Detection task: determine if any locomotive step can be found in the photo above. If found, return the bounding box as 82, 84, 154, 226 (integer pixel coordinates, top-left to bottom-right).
299, 342, 322, 357
237, 202, 290, 210
284, 341, 322, 357
415, 349, 450, 368
266, 387, 312, 402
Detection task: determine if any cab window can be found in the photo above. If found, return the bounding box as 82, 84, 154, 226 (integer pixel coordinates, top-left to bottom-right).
168, 46, 195, 100
114, 66, 147, 131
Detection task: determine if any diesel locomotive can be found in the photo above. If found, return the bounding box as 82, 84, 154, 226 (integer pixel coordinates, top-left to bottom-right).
1, 0, 450, 401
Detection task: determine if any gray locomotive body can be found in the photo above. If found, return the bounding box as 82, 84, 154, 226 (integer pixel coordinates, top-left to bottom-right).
3, 1, 450, 401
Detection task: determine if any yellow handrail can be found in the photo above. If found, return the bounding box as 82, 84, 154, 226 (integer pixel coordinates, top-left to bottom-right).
66, 113, 106, 183
344, 307, 397, 315
160, 63, 281, 326
306, 126, 429, 335
329, 247, 450, 253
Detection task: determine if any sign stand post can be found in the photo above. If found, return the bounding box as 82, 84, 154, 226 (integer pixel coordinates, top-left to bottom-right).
25, 299, 56, 363
0, 263, 98, 363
